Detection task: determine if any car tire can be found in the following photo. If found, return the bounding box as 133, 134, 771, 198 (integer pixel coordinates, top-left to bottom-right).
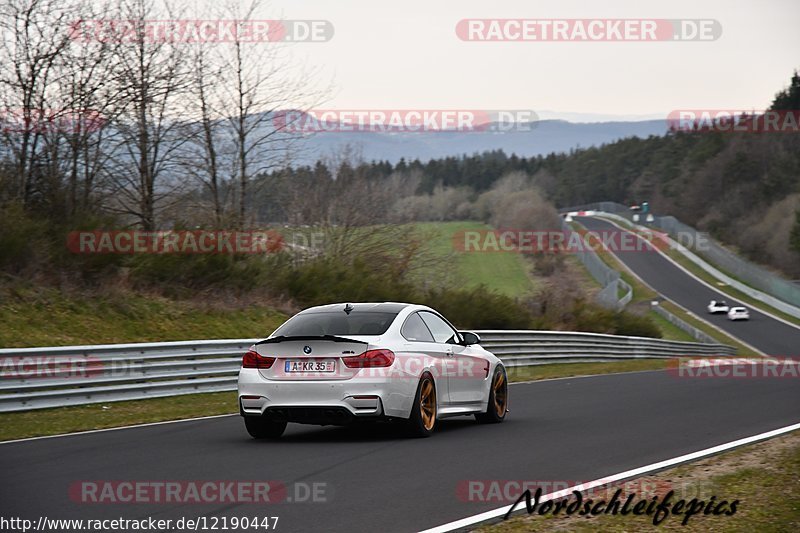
407, 373, 437, 438
244, 416, 287, 439
476, 366, 508, 424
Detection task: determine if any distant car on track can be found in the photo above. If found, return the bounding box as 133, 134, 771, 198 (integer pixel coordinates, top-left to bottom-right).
727, 307, 750, 321
238, 302, 508, 439
707, 300, 730, 314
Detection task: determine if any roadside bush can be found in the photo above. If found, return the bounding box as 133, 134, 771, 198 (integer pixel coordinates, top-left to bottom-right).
422, 286, 534, 330
273, 262, 537, 331
276, 257, 417, 307
129, 253, 274, 292
612, 311, 663, 338
0, 203, 50, 273
556, 298, 662, 338
52, 213, 129, 280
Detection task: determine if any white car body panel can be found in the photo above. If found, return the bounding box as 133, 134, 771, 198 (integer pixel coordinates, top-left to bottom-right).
237, 303, 503, 424
707, 300, 730, 314
727, 307, 750, 321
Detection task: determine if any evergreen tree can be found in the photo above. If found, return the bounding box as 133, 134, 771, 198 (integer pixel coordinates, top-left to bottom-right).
771, 70, 800, 110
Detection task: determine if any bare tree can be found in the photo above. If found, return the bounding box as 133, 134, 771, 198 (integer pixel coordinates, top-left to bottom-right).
103, 0, 190, 230
0, 0, 76, 205
215, 0, 323, 227
59, 2, 122, 215
177, 39, 229, 226
173, 0, 327, 228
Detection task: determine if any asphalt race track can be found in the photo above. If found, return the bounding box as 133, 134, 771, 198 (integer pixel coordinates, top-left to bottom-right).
577, 216, 800, 357
2, 371, 799, 532
3, 217, 799, 533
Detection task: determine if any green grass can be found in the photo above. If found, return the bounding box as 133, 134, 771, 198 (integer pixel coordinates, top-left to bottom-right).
283, 221, 538, 298
507, 359, 668, 382
482, 430, 800, 532
0, 392, 238, 441
412, 221, 538, 297
646, 310, 697, 342
0, 285, 287, 348
0, 359, 670, 441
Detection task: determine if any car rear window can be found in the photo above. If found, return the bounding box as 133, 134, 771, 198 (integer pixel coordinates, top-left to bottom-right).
273, 311, 399, 337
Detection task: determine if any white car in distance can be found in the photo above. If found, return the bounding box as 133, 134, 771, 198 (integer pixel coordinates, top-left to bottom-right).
727, 307, 750, 321
707, 300, 730, 314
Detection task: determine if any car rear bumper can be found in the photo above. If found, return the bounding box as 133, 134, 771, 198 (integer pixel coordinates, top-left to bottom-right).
238, 368, 414, 421
250, 405, 381, 426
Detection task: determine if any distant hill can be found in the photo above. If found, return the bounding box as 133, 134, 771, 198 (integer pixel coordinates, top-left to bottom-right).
295, 119, 669, 164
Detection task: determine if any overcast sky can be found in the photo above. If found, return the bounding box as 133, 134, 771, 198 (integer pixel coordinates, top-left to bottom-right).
253, 0, 798, 121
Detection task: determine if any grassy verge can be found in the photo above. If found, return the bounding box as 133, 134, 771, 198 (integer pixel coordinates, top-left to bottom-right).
507, 359, 668, 382
413, 221, 538, 297
0, 392, 238, 441
0, 284, 287, 348
481, 429, 800, 532
0, 360, 669, 442
646, 310, 696, 342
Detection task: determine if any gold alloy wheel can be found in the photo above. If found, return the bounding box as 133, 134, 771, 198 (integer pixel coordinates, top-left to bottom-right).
420, 378, 436, 431
492, 371, 507, 418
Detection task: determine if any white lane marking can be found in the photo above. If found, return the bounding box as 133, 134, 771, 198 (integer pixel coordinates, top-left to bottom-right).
419, 421, 800, 533
598, 216, 800, 334
577, 217, 765, 355
0, 413, 237, 445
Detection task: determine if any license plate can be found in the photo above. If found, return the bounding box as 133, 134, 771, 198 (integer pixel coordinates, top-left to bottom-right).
284, 360, 336, 373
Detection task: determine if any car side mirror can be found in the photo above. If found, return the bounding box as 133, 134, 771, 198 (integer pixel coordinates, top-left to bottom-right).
460, 331, 481, 345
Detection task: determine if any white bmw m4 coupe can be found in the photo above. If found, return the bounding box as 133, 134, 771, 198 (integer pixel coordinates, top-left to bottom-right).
238, 302, 508, 438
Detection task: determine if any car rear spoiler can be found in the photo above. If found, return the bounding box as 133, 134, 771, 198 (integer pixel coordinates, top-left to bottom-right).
255, 335, 368, 345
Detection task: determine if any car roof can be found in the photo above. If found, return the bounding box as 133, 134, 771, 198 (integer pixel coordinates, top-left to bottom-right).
299, 302, 413, 314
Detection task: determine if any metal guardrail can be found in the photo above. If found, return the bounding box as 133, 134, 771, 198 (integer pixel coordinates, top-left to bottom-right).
561, 218, 632, 310
0, 333, 736, 412
649, 304, 725, 345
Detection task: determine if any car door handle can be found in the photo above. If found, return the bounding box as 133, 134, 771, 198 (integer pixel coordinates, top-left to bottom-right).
445, 348, 454, 357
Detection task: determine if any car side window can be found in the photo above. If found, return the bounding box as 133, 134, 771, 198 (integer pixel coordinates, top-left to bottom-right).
419, 312, 460, 344
401, 312, 435, 342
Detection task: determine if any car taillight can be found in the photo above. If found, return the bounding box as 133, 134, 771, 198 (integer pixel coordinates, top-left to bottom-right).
342, 349, 395, 368
242, 350, 275, 369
